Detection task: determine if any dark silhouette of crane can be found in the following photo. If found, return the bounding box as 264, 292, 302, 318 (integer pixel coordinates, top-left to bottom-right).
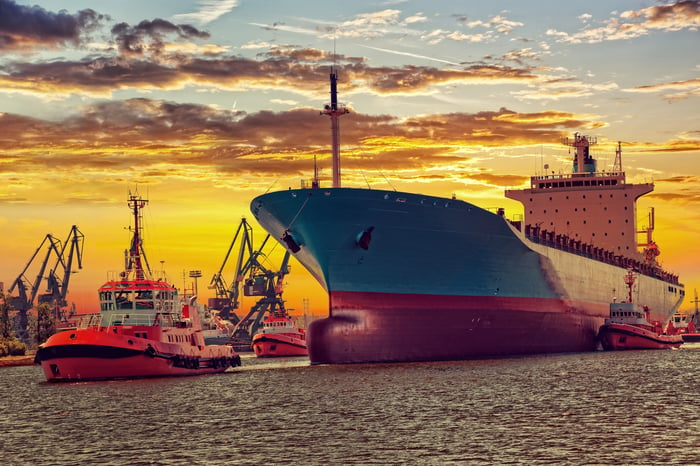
8, 225, 84, 340
208, 218, 290, 351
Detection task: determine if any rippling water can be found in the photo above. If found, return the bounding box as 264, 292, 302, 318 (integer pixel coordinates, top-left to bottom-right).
2, 347, 700, 465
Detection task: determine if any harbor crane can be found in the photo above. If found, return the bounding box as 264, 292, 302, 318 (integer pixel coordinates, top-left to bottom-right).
208, 217, 290, 351
8, 225, 84, 339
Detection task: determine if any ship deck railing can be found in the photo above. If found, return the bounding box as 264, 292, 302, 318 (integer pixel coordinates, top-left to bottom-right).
76, 311, 179, 329
519, 223, 680, 285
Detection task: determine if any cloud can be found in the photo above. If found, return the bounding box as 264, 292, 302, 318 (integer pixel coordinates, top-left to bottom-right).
0, 47, 538, 98
624, 77, 700, 102
547, 0, 700, 44
0, 102, 602, 184
2, 99, 698, 204
171, 0, 240, 26
0, 0, 106, 51
110, 18, 210, 58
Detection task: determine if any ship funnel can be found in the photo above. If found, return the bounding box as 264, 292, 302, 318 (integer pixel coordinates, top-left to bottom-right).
563, 133, 597, 174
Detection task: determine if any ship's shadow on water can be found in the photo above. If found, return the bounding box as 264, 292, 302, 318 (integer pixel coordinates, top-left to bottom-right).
2, 348, 699, 465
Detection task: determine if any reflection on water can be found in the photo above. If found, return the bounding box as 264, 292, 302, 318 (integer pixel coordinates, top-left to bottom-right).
2, 348, 699, 465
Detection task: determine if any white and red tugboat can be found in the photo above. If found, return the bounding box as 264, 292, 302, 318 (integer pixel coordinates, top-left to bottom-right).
252, 310, 308, 357
598, 270, 683, 351
35, 193, 241, 382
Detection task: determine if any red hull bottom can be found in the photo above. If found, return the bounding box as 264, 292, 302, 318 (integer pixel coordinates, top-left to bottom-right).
599, 325, 683, 350
37, 354, 236, 382
308, 292, 604, 364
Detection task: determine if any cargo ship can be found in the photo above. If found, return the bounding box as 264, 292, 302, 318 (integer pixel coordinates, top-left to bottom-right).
34, 194, 241, 381
251, 310, 308, 357
598, 269, 683, 350
250, 70, 684, 364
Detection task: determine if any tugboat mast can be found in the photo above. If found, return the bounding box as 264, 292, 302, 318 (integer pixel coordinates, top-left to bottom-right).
321, 67, 349, 188
126, 193, 151, 281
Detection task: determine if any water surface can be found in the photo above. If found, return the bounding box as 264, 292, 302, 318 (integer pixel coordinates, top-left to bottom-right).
2, 348, 699, 465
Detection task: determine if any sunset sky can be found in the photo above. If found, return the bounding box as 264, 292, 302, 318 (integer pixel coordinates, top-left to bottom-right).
1, 0, 699, 316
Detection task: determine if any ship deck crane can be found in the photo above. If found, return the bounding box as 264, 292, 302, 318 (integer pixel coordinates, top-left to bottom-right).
8, 225, 84, 339
208, 217, 290, 351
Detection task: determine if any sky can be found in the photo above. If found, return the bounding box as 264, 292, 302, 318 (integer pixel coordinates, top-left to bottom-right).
0, 0, 699, 317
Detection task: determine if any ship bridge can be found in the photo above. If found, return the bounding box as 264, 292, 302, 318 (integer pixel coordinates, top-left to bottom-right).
505, 136, 654, 259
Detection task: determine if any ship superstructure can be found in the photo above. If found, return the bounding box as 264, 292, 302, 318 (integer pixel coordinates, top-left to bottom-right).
506, 135, 658, 265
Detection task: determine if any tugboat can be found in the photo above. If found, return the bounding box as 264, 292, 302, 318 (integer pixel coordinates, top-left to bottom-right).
34, 193, 241, 382
252, 310, 308, 357
667, 313, 700, 343
598, 269, 683, 351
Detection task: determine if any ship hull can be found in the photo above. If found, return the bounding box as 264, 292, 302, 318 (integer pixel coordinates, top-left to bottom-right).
252, 333, 308, 357
35, 327, 240, 382
598, 324, 683, 350
251, 188, 684, 364
309, 292, 601, 363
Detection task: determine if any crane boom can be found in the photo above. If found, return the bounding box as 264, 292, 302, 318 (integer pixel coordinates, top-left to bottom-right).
208, 217, 291, 351
8, 226, 84, 340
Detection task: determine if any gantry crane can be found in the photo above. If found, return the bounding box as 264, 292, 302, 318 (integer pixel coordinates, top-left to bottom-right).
208, 217, 290, 351
8, 225, 84, 339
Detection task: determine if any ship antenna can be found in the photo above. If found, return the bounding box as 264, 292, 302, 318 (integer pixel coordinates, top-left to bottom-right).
613, 141, 622, 173
321, 48, 349, 188
312, 155, 319, 188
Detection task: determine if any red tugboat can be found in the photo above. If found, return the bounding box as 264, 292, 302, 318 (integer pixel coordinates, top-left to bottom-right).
598, 270, 683, 351
252, 310, 308, 357
667, 313, 700, 343
667, 289, 700, 343
34, 193, 241, 382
